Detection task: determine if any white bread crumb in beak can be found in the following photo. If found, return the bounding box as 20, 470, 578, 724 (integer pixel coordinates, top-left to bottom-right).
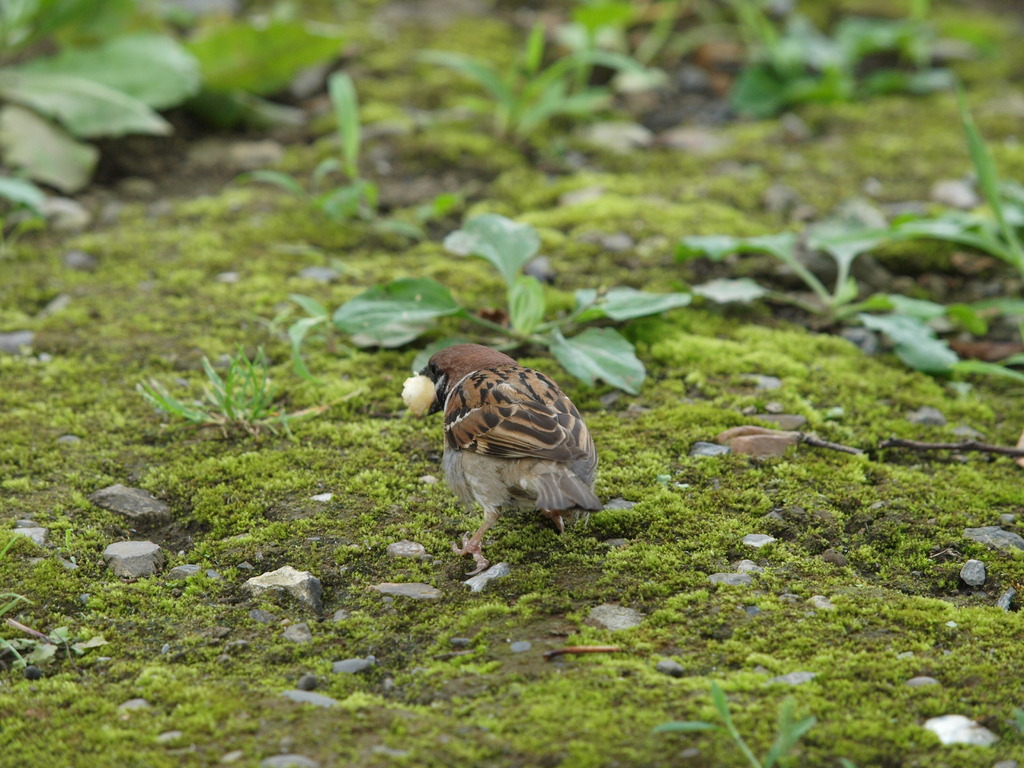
402, 374, 435, 417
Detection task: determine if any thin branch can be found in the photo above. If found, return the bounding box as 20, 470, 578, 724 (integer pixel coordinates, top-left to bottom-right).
798, 433, 864, 455
543, 645, 622, 661
877, 437, 1024, 457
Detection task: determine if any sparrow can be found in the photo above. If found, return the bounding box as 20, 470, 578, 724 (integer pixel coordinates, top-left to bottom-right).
414, 343, 600, 574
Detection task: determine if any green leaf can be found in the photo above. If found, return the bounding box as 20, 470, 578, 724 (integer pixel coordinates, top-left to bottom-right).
859, 313, 958, 372
952, 360, 1024, 384
546, 328, 645, 393
0, 70, 169, 138
651, 721, 720, 734
508, 276, 546, 334
0, 104, 97, 192
187, 20, 345, 95
444, 214, 541, 286
730, 64, 789, 118
20, 34, 200, 110
946, 303, 988, 335
692, 278, 770, 304
288, 316, 327, 384
576, 287, 691, 322
0, 174, 44, 212
240, 170, 308, 198
677, 235, 749, 262
290, 294, 329, 319
333, 278, 461, 348
328, 71, 360, 180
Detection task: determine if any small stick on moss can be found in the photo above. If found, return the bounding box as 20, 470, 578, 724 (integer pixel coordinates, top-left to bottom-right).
798, 433, 863, 455
543, 645, 622, 661
877, 437, 1024, 458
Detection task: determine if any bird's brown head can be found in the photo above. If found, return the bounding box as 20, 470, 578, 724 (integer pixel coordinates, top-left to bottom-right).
420, 344, 517, 414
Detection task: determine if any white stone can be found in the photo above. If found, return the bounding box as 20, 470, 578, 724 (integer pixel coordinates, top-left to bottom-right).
387, 540, 426, 558
244, 566, 322, 611
463, 562, 510, 593
743, 534, 776, 548
310, 493, 333, 502
924, 714, 998, 746
103, 541, 164, 578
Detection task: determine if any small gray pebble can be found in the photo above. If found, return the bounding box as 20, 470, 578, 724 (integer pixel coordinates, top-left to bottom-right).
524, 256, 556, 284
333, 657, 374, 674
959, 559, 986, 587
509, 641, 531, 653
996, 588, 1016, 611
999, 513, 1017, 525
906, 676, 940, 687
733, 560, 763, 573
298, 266, 340, 283
166, 564, 201, 580
767, 671, 816, 686
906, 406, 946, 426
744, 605, 762, 616
56, 434, 82, 444
296, 674, 318, 691
62, 249, 98, 271
449, 637, 472, 648
249, 609, 277, 623
602, 498, 636, 510
708, 572, 752, 586
155, 730, 183, 744
205, 569, 223, 580
656, 659, 685, 678
332, 609, 350, 622
261, 754, 320, 768
603, 538, 629, 548
282, 623, 312, 644
690, 441, 731, 457
24, 665, 42, 680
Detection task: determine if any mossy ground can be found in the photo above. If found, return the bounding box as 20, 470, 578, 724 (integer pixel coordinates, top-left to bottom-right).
2, 1, 1024, 766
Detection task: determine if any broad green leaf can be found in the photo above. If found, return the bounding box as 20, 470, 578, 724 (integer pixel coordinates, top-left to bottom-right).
576, 287, 691, 322
833, 276, 860, 306
946, 303, 988, 335
20, 34, 200, 109
333, 278, 460, 348
0, 174, 44, 212
444, 214, 540, 286
508, 276, 546, 334
859, 313, 958, 372
546, 328, 645, 393
677, 235, 748, 262
187, 20, 345, 95
0, 70, 169, 138
692, 278, 770, 304
0, 104, 97, 192
327, 71, 360, 179
952, 360, 1024, 384
730, 64, 789, 118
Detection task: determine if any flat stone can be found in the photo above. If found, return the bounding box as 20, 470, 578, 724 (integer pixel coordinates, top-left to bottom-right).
0, 331, 34, 354
733, 560, 763, 573
588, 604, 643, 631
996, 588, 1016, 611
118, 698, 151, 710
62, 249, 98, 271
963, 527, 1024, 552
906, 406, 946, 426
166, 564, 204, 582
581, 121, 654, 153
708, 573, 752, 586
808, 595, 835, 611
742, 374, 782, 391
333, 657, 374, 674
657, 126, 730, 155
88, 484, 171, 522
930, 179, 980, 210
283, 622, 313, 644
248, 609, 277, 623
716, 426, 800, 457
228, 139, 284, 171
656, 659, 685, 678
280, 690, 338, 709
924, 714, 998, 746
156, 730, 183, 744
464, 562, 510, 593
370, 582, 442, 600
767, 671, 816, 686
39, 196, 91, 231
309, 493, 333, 502
261, 755, 320, 768
602, 497, 636, 510
387, 540, 426, 558
999, 513, 1017, 525
419, 475, 439, 484
509, 641, 531, 653
743, 534, 776, 548
244, 566, 322, 611
57, 434, 82, 444
12, 527, 46, 546
103, 541, 164, 578
603, 538, 629, 548
959, 559, 986, 587
757, 414, 807, 431
690, 441, 731, 457
297, 266, 340, 283
906, 676, 940, 687
332, 609, 350, 622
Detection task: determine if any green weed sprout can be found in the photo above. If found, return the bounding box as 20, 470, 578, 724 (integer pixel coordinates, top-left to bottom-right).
138, 346, 317, 436
420, 22, 645, 140
654, 681, 817, 768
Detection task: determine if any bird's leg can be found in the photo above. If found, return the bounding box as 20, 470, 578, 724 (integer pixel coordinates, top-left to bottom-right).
540, 508, 566, 533
453, 507, 498, 575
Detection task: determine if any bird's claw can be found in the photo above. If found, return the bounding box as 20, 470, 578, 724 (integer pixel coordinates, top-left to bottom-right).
452, 533, 490, 575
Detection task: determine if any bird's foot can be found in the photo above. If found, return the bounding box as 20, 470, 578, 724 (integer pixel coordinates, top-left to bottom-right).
452, 533, 490, 575
541, 509, 566, 534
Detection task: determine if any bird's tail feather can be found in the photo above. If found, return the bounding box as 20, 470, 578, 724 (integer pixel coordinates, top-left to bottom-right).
534, 473, 601, 512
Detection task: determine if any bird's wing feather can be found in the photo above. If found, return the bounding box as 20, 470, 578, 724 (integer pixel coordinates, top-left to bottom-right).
444, 365, 593, 464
